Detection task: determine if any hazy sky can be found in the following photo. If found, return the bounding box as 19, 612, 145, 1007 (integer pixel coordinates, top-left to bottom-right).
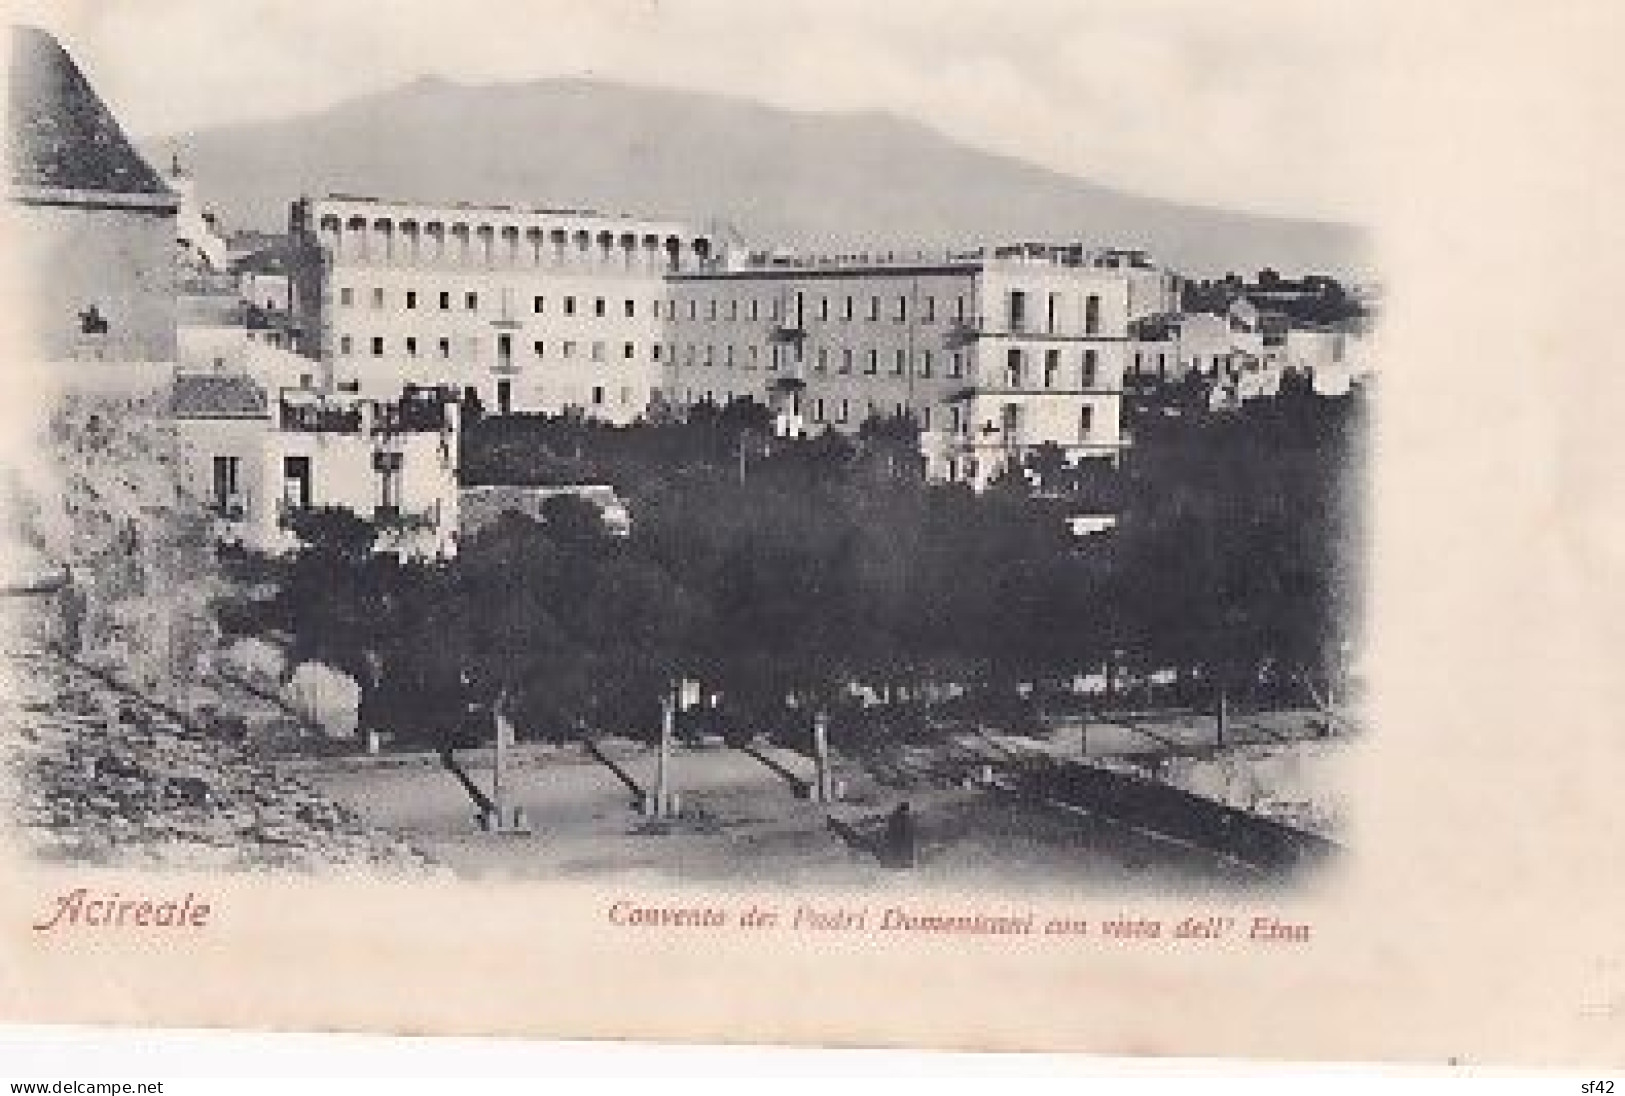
17, 0, 1376, 222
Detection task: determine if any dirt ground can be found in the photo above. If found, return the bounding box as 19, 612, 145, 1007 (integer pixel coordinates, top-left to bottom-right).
303, 738, 1269, 892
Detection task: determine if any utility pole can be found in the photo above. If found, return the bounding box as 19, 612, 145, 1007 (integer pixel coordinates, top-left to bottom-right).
493, 688, 513, 829
1216, 682, 1228, 749
812, 710, 833, 803
654, 682, 675, 818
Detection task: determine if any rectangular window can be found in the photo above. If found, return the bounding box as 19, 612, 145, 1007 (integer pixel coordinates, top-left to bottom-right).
896, 295, 908, 322
869, 296, 880, 321
592, 385, 605, 406
921, 407, 931, 431
564, 296, 576, 316
439, 291, 451, 310
372, 336, 384, 357
837, 399, 850, 424
534, 340, 545, 358
840, 349, 853, 374
749, 300, 759, 322
920, 350, 933, 378
726, 345, 736, 368
924, 297, 935, 322
282, 456, 311, 511
748, 346, 759, 368
624, 299, 635, 318
653, 345, 663, 362
1085, 294, 1101, 335
688, 300, 697, 320
1079, 406, 1094, 440
533, 295, 544, 314
465, 291, 478, 311
375, 451, 403, 512
1008, 290, 1027, 332
1046, 292, 1059, 333
894, 350, 906, 375
865, 350, 878, 375
439, 338, 451, 359
817, 348, 829, 372
372, 288, 384, 309
1044, 348, 1060, 388
563, 340, 577, 359
949, 352, 964, 379
729, 301, 739, 321
814, 398, 825, 424
339, 287, 354, 307
595, 297, 606, 317
844, 296, 854, 321
405, 337, 418, 357
405, 291, 418, 310
624, 342, 636, 360
339, 335, 353, 356
211, 456, 240, 511
591, 341, 605, 362
1006, 348, 1024, 388
1082, 348, 1098, 387
819, 297, 829, 321
708, 299, 717, 320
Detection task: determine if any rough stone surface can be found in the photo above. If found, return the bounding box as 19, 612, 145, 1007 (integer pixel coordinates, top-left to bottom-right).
3, 647, 438, 875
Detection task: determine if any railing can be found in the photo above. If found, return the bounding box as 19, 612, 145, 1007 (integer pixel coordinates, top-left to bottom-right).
373, 399, 450, 435
279, 401, 363, 433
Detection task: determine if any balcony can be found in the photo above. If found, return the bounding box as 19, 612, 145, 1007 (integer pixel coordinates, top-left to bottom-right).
768, 324, 808, 345
279, 400, 363, 433
945, 317, 983, 347
372, 396, 451, 435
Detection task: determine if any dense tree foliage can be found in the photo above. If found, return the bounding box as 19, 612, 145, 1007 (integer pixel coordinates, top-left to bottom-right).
237, 386, 1367, 748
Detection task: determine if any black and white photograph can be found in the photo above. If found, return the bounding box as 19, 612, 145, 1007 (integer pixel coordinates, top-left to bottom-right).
2, 0, 1372, 894
3, 0, 1619, 1077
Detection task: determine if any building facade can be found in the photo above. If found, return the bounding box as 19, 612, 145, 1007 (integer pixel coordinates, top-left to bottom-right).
170, 375, 462, 559
663, 243, 1169, 485
287, 194, 715, 422
7, 26, 178, 366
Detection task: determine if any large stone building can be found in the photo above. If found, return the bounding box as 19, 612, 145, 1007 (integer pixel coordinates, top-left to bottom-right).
6, 25, 178, 366
286, 194, 716, 422
663, 243, 1175, 484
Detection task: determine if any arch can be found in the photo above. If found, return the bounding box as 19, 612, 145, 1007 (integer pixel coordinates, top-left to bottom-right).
318, 214, 342, 233
664, 235, 683, 272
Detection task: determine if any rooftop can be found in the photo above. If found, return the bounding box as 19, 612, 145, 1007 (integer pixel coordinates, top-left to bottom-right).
309, 192, 694, 229
169, 373, 270, 420
7, 26, 174, 202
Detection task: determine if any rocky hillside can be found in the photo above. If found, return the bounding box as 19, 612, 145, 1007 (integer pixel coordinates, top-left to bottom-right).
2, 382, 432, 873
5, 646, 433, 872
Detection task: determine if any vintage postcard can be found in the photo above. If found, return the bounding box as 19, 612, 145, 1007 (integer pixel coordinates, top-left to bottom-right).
0, 0, 1620, 1070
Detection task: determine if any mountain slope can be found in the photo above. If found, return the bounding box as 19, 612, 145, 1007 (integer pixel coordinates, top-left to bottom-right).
154, 77, 1368, 276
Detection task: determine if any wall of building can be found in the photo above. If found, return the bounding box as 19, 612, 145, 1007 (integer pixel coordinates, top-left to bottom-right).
9, 199, 178, 362
664, 256, 1135, 484
662, 264, 982, 435
289, 196, 710, 424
